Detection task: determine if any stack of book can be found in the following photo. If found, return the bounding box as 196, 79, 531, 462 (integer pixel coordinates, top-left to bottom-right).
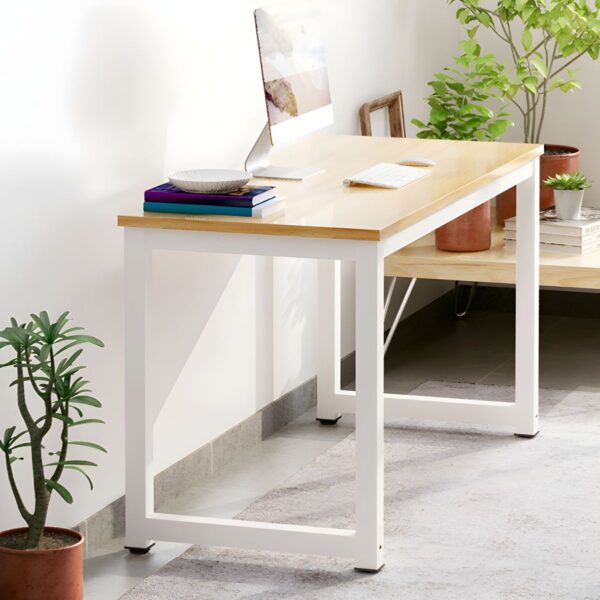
504, 208, 600, 255
143, 183, 285, 218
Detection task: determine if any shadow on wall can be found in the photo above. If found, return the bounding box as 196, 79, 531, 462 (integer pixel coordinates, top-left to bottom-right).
274, 257, 316, 396
255, 256, 275, 415
70, 6, 246, 420
149, 251, 242, 420
69, 4, 177, 188
2, 2, 180, 336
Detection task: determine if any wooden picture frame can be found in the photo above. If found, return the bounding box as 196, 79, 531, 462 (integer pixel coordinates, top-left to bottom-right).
359, 91, 406, 138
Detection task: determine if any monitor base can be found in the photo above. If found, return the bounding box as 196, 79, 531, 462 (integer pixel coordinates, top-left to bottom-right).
252, 165, 323, 181
245, 123, 322, 181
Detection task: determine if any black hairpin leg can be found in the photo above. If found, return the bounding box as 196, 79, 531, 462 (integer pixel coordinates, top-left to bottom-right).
316, 415, 342, 426
453, 281, 478, 319
125, 543, 155, 555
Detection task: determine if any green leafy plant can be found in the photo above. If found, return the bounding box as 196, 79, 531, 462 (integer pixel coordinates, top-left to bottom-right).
544, 172, 592, 190
450, 0, 600, 143
412, 39, 514, 141
0, 311, 105, 549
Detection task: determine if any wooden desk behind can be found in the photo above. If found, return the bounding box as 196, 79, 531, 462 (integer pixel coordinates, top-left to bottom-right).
385, 227, 600, 290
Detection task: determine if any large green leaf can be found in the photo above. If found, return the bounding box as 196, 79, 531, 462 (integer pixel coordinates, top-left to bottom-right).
53, 312, 71, 337
3, 426, 16, 447
530, 55, 548, 78
46, 479, 73, 504
65, 465, 94, 490
69, 441, 108, 453
53, 414, 75, 425
69, 418, 106, 427
61, 335, 105, 348
46, 459, 98, 467
70, 396, 102, 408
57, 349, 83, 374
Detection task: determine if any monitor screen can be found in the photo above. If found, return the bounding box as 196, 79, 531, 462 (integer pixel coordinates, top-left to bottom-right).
254, 3, 334, 146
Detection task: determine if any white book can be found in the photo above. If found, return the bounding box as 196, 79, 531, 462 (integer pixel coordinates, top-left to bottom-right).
504, 238, 600, 256
504, 229, 600, 247
343, 163, 430, 189
253, 197, 286, 218
504, 208, 600, 237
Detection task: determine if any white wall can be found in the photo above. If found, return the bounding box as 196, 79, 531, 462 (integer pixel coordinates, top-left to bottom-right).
0, 0, 459, 531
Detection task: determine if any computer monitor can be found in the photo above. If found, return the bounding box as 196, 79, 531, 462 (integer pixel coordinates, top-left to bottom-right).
245, 3, 334, 181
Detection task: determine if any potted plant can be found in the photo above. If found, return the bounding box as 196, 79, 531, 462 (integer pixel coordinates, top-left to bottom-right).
412, 39, 513, 251
0, 311, 105, 600
544, 172, 592, 220
449, 0, 600, 224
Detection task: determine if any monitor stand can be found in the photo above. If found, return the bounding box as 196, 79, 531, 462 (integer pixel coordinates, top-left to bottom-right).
244, 123, 322, 181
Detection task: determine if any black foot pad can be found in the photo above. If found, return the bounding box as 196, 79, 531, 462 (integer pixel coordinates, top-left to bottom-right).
125, 543, 156, 555
316, 415, 342, 426
355, 564, 385, 574
514, 431, 539, 439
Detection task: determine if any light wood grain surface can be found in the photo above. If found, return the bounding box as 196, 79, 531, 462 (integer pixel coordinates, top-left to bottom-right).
385, 227, 600, 289
118, 134, 543, 241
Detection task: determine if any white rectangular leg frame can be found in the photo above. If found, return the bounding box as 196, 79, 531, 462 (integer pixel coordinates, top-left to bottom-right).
124, 158, 539, 570
124, 229, 374, 568
317, 160, 540, 437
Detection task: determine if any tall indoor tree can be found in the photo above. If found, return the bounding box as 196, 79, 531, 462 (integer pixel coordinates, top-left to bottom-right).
450, 0, 600, 143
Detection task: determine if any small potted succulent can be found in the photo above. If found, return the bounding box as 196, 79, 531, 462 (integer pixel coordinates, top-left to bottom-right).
544, 173, 591, 220
0, 311, 105, 600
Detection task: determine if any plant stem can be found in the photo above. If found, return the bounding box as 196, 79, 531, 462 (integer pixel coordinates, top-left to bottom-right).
17, 349, 51, 549
5, 453, 32, 524
38, 350, 57, 437
535, 41, 556, 143
49, 394, 70, 485
16, 353, 36, 433
547, 43, 597, 80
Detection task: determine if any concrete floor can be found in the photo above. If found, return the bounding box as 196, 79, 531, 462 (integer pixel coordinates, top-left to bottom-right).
84, 307, 600, 599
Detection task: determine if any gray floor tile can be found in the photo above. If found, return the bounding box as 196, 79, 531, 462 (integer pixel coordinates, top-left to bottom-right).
84, 309, 599, 599
83, 409, 349, 600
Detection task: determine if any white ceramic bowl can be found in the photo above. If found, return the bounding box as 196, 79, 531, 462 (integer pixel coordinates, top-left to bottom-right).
169, 169, 252, 194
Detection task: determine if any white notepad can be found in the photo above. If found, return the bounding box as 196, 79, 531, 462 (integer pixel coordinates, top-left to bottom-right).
344, 162, 431, 189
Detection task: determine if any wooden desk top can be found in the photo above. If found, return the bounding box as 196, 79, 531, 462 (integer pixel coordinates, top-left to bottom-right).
118, 135, 542, 241
385, 227, 600, 290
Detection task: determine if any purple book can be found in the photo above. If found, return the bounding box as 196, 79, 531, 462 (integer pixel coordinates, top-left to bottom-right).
144, 183, 276, 208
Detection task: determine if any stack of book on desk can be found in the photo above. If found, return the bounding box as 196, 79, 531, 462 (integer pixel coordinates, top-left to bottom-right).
504, 208, 600, 255
143, 184, 285, 218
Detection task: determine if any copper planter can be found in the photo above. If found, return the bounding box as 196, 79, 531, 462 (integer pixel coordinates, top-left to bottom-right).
496, 144, 580, 226
0, 527, 84, 600
435, 201, 492, 252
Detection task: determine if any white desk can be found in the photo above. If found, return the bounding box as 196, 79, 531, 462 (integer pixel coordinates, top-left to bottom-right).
118, 134, 542, 572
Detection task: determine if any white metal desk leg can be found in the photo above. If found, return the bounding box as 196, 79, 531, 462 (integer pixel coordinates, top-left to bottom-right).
317, 260, 342, 424
514, 159, 540, 437
354, 245, 385, 572
124, 229, 155, 553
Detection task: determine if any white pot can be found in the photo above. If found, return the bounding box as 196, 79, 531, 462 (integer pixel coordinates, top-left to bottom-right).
554, 189, 585, 220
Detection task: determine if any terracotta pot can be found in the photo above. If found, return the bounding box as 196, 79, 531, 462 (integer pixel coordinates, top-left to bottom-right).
496, 144, 580, 226
0, 527, 84, 600
435, 201, 492, 252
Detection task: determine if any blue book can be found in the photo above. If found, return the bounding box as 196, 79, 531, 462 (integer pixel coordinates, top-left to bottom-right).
144, 197, 285, 218
144, 183, 275, 207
